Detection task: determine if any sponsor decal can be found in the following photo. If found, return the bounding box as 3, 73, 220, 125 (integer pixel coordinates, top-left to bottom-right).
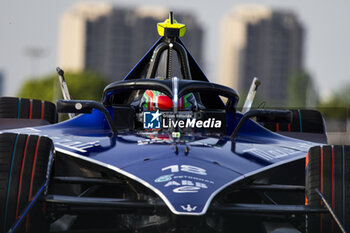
155, 165, 214, 193
242, 142, 313, 161
55, 140, 100, 153
155, 174, 173, 183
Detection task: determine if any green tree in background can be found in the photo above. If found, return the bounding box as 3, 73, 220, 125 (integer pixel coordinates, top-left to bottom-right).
317, 83, 350, 119
328, 84, 350, 107
18, 71, 109, 102
287, 71, 316, 108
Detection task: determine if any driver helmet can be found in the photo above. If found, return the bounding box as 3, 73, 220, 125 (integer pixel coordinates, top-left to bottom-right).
141, 90, 196, 111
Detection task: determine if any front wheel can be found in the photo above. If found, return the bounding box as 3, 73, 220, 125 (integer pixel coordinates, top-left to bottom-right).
0, 133, 54, 233
305, 145, 350, 232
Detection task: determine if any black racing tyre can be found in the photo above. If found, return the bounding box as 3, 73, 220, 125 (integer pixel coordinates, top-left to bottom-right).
306, 145, 350, 233
260, 109, 325, 134
0, 97, 57, 124
0, 133, 53, 233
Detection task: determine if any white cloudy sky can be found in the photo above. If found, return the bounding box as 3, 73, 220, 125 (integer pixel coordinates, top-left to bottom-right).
0, 0, 349, 100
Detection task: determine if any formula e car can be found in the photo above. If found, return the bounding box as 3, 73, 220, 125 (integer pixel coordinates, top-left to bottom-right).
0, 13, 349, 233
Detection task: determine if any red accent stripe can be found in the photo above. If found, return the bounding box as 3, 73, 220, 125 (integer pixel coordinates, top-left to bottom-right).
305, 152, 309, 205
15, 136, 30, 218
40, 101, 44, 120
29, 99, 33, 119
276, 123, 279, 132
28, 137, 40, 200
320, 147, 323, 233
26, 136, 40, 232
288, 123, 291, 132
331, 146, 334, 233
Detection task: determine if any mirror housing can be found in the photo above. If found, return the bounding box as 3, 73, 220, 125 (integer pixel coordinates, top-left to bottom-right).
57, 100, 94, 114
57, 99, 118, 136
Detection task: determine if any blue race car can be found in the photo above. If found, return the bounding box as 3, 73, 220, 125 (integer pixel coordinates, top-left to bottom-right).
0, 13, 349, 233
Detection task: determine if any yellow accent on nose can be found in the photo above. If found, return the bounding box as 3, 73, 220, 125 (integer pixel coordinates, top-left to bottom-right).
157, 17, 186, 37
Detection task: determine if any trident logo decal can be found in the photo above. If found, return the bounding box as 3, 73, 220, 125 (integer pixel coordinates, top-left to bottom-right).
180, 204, 197, 212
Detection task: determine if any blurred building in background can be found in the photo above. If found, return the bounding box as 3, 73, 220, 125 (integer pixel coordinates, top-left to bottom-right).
0, 72, 3, 96
219, 5, 304, 106
58, 3, 203, 82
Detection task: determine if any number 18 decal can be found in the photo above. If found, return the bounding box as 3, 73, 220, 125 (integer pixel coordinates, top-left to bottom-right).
162, 165, 207, 175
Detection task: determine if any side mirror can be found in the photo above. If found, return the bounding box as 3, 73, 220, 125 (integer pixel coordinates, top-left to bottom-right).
230, 109, 292, 140
57, 99, 95, 114
57, 99, 118, 136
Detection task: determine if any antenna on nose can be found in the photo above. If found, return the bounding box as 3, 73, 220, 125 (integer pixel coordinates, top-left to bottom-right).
169, 11, 174, 24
